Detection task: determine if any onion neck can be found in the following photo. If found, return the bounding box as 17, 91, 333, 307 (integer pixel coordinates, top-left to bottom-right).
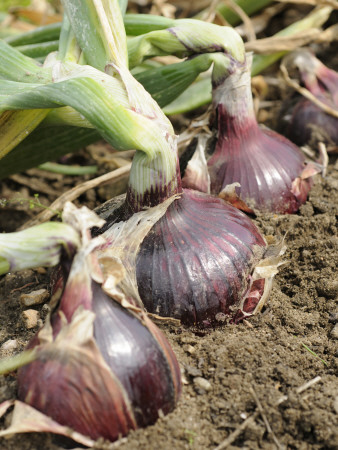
126, 135, 182, 213
212, 56, 258, 138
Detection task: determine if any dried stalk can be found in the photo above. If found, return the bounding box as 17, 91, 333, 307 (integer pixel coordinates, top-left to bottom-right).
245, 29, 321, 53
280, 63, 338, 118
20, 164, 131, 230
214, 376, 322, 449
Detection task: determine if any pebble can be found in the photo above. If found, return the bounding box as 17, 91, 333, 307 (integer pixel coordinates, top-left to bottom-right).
1, 339, 18, 351
316, 280, 338, 299
22, 309, 39, 329
184, 344, 196, 355
193, 377, 212, 392
334, 396, 338, 415
20, 288, 49, 307
184, 365, 202, 378
330, 323, 338, 339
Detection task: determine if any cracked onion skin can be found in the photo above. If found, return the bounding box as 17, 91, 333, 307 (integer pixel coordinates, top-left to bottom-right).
208, 105, 311, 214
18, 268, 181, 442
134, 189, 267, 326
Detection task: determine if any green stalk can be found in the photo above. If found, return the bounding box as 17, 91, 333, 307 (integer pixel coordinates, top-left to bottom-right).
215, 0, 273, 26
0, 109, 50, 159
135, 53, 225, 109
0, 350, 37, 375
38, 162, 98, 175
163, 77, 211, 115
0, 126, 100, 180
15, 40, 59, 59
0, 222, 80, 275
164, 5, 333, 115
61, 0, 128, 71
4, 22, 62, 46
0, 40, 52, 83
58, 13, 82, 63
59, 0, 181, 210
3, 15, 175, 49
127, 19, 245, 69
125, 14, 175, 35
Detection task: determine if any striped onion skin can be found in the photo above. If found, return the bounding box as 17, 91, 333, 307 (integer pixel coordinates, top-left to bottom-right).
18, 272, 181, 442
208, 106, 310, 214
136, 189, 267, 326
206, 55, 312, 214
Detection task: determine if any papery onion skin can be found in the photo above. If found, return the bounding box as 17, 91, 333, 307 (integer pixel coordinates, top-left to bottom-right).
18, 279, 181, 442
18, 334, 137, 441
208, 105, 311, 214
135, 189, 267, 326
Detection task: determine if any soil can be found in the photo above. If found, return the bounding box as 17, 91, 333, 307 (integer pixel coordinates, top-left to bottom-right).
0, 6, 338, 450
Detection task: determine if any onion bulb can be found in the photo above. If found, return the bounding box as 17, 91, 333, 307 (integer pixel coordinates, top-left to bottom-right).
279, 49, 338, 147
17, 204, 181, 443
95, 188, 285, 327
182, 55, 317, 214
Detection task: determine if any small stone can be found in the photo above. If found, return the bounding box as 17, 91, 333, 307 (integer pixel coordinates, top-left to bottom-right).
334, 396, 338, 414
193, 377, 212, 392
184, 365, 202, 378
330, 323, 338, 339
184, 344, 196, 355
20, 288, 49, 307
215, 312, 227, 323
34, 267, 47, 274
22, 309, 39, 329
1, 339, 18, 351
329, 312, 338, 323
316, 279, 338, 299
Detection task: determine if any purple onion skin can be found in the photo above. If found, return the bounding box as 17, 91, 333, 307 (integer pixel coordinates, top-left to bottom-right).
18, 281, 181, 442
282, 54, 338, 147
284, 97, 338, 147
208, 105, 311, 214
136, 189, 266, 326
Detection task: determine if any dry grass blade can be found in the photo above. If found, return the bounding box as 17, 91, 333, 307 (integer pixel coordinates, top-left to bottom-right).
200, 0, 219, 23
250, 386, 283, 450
236, 3, 286, 37
315, 23, 338, 42
20, 164, 131, 230
280, 63, 338, 118
223, 0, 256, 41
245, 29, 321, 53
214, 411, 260, 450
215, 376, 322, 449
296, 376, 322, 394
276, 0, 338, 8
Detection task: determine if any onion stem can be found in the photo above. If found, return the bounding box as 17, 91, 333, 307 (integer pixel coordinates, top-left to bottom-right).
0, 350, 37, 375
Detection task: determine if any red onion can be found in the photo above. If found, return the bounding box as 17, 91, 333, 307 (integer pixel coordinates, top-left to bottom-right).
280, 50, 338, 147
17, 205, 181, 443
97, 187, 283, 327
182, 55, 316, 214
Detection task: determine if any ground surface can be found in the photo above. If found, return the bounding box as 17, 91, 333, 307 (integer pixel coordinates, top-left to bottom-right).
1, 153, 337, 450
